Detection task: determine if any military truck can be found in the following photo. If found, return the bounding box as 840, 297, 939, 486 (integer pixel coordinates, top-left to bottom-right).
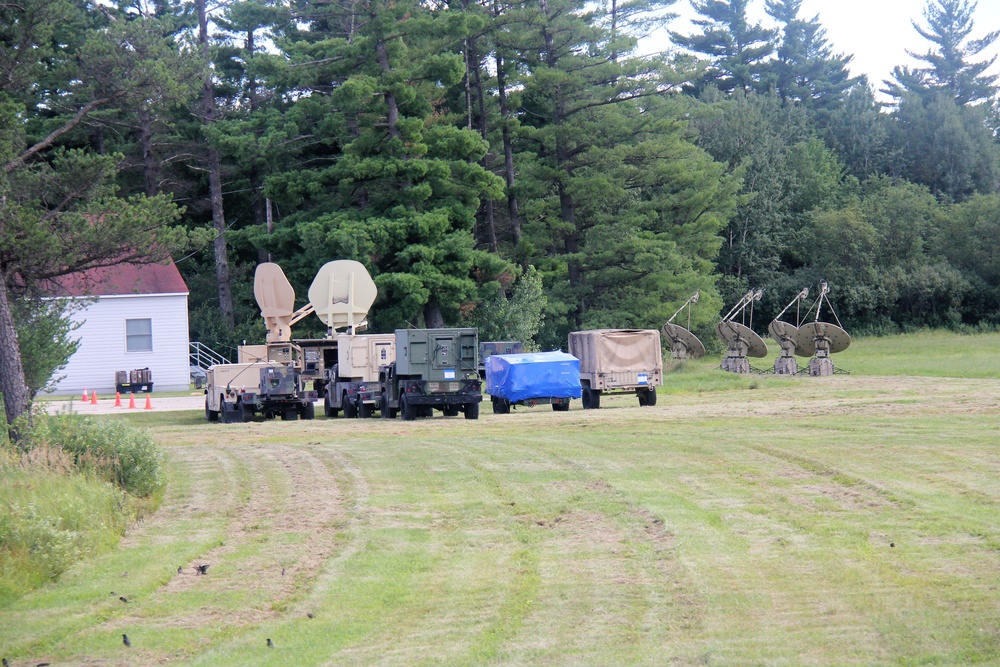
380, 328, 482, 420
205, 362, 317, 423
567, 329, 663, 409
478, 340, 523, 380
323, 332, 396, 418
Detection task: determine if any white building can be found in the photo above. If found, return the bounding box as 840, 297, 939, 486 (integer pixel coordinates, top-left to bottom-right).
44, 260, 191, 395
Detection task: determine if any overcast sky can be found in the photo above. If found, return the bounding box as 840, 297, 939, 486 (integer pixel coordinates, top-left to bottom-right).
643, 0, 1000, 97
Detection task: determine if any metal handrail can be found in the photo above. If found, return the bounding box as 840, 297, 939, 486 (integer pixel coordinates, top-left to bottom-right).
190, 341, 230, 369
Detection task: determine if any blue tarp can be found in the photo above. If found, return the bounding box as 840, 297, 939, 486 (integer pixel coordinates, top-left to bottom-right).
485, 351, 582, 402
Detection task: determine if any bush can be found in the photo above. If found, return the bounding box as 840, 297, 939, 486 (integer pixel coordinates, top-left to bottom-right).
27, 415, 166, 498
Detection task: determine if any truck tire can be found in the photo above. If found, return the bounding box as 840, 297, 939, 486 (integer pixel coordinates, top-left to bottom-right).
206, 396, 219, 422
281, 409, 299, 421
343, 392, 357, 418
464, 401, 480, 420
324, 392, 339, 418
400, 394, 416, 421
582, 386, 601, 409
358, 399, 373, 418
219, 397, 232, 423
302, 401, 315, 420
380, 391, 392, 419
443, 405, 459, 417
238, 398, 254, 422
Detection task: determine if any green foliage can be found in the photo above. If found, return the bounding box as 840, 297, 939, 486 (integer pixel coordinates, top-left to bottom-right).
0, 465, 129, 605
466, 266, 547, 349
10, 298, 84, 399
22, 414, 167, 498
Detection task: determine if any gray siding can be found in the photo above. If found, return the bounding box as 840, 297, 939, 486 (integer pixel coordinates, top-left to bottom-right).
46, 293, 190, 395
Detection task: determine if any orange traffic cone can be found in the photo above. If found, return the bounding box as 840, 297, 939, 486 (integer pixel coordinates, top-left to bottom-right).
90, 390, 98, 405
144, 394, 153, 410
82, 388, 89, 401
114, 392, 122, 407
128, 393, 136, 409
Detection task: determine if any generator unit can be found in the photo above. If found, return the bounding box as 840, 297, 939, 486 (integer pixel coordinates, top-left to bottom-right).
380, 328, 481, 420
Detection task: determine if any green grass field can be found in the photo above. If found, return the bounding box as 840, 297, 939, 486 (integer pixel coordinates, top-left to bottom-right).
1, 332, 998, 665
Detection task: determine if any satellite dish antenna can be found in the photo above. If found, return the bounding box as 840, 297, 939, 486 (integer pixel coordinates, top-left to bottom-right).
308, 260, 378, 334
254, 263, 296, 343
662, 292, 706, 360
716, 289, 767, 373
797, 282, 851, 376
768, 288, 809, 374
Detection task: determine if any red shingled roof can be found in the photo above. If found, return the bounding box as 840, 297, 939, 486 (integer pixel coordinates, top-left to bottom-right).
43, 259, 189, 297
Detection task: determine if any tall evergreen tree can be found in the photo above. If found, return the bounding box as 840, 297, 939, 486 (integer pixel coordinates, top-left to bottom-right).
670, 0, 776, 95
884, 0, 999, 105
256, 0, 508, 330
765, 0, 859, 118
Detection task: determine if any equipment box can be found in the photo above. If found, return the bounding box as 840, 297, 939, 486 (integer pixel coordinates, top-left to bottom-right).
115, 368, 153, 394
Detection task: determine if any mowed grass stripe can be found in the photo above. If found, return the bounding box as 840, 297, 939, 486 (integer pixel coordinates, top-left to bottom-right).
2, 365, 999, 665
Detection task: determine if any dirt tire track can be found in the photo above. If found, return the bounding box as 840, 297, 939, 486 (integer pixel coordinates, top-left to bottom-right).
100, 441, 351, 642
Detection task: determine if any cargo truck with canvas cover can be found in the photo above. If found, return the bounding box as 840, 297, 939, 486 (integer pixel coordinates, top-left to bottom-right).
205, 362, 318, 422
567, 329, 663, 409
324, 332, 396, 418
380, 328, 482, 420
485, 351, 581, 413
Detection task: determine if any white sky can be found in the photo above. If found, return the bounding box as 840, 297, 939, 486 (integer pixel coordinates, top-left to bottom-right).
643, 0, 1000, 97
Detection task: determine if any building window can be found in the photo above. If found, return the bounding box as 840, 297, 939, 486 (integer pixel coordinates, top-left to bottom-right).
126, 318, 153, 352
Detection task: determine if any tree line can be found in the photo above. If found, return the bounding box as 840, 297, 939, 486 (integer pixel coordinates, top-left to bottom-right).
2, 0, 1000, 427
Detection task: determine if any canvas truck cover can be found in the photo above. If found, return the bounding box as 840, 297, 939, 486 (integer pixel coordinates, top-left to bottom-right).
568, 329, 664, 388
485, 351, 582, 402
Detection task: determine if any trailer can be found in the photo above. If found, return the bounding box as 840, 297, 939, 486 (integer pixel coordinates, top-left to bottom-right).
324, 332, 396, 418
485, 351, 581, 414
380, 328, 482, 420
567, 329, 663, 409
205, 362, 318, 423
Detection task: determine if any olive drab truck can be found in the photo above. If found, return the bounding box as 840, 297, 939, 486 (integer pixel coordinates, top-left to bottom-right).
380, 328, 482, 420
567, 329, 663, 409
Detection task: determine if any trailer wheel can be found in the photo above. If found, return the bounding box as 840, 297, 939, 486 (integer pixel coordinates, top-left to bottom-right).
400, 394, 416, 421
442, 405, 459, 417
343, 392, 357, 418
358, 399, 373, 418
324, 392, 339, 418
582, 386, 601, 409
552, 401, 570, 412
302, 402, 315, 420
464, 401, 480, 420
491, 396, 510, 414
206, 396, 219, 422
380, 392, 392, 419
281, 409, 298, 421
639, 387, 656, 406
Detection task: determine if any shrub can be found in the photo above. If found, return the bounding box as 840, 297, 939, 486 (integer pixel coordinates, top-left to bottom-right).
27, 415, 166, 498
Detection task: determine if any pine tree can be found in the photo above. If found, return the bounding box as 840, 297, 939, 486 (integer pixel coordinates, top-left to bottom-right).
884, 0, 999, 105
670, 0, 776, 95
765, 0, 859, 119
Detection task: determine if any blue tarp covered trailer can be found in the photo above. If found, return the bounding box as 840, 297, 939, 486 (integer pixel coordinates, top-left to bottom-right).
485, 351, 582, 413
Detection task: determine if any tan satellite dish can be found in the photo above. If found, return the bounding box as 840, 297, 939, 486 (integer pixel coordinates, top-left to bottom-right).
797, 321, 851, 355
308, 260, 378, 332
254, 263, 297, 343
663, 322, 706, 359
716, 321, 768, 358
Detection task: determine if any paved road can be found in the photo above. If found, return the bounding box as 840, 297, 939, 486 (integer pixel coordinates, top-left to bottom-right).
44, 393, 206, 415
